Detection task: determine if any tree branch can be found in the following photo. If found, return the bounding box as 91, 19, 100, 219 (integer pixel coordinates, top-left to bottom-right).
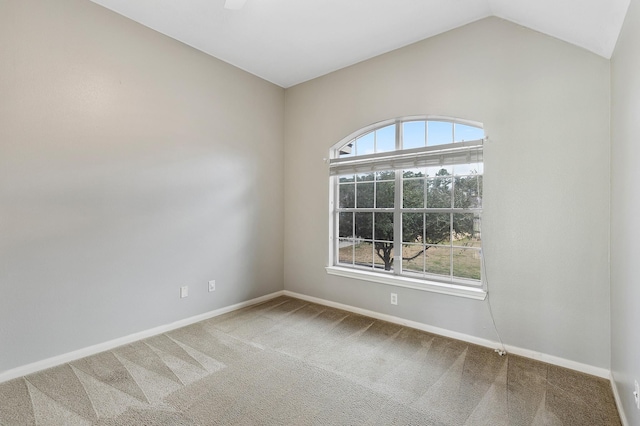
402, 248, 425, 261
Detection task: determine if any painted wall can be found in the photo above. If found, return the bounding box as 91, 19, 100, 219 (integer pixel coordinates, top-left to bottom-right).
284, 17, 611, 369
611, 0, 640, 422
0, 0, 284, 373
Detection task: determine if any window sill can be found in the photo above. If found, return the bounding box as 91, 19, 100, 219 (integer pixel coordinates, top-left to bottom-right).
325, 266, 487, 300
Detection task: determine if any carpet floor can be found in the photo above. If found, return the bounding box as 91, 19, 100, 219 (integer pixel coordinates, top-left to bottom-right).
0, 296, 622, 425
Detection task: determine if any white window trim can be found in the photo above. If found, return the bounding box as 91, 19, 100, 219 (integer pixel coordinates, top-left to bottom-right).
327, 116, 486, 300
325, 266, 487, 300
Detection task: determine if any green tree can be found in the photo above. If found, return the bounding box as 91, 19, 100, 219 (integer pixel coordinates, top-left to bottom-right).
339, 168, 480, 271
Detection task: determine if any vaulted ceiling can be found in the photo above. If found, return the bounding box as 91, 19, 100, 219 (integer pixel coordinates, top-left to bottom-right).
90, 0, 630, 88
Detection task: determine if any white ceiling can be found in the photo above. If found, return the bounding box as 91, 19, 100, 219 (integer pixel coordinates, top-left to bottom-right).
90, 0, 630, 88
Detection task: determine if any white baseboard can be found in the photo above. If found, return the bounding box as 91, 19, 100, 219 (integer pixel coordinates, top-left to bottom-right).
2, 288, 612, 387
610, 372, 630, 426
0, 291, 285, 384
283, 290, 610, 379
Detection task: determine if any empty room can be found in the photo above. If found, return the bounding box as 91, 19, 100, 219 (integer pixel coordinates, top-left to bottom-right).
1, 0, 639, 424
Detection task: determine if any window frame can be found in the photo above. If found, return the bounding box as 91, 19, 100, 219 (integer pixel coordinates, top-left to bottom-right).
326, 116, 487, 300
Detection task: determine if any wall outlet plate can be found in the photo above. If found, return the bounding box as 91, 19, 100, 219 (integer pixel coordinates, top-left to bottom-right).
634, 380, 639, 409
208, 280, 216, 292
180, 285, 188, 298
390, 293, 398, 305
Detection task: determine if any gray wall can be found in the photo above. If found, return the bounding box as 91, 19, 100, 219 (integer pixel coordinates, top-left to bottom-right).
0, 0, 284, 373
611, 0, 640, 422
284, 17, 611, 369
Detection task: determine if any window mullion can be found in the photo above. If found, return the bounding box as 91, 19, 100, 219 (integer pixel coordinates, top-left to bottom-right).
423, 212, 426, 276
351, 211, 355, 267
394, 124, 403, 276
450, 173, 455, 280
335, 177, 342, 266
372, 213, 376, 270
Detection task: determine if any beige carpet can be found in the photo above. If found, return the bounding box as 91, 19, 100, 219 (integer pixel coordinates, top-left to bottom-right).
0, 296, 622, 425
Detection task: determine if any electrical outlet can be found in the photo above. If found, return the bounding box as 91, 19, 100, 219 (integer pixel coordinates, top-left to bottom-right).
390, 293, 398, 305
208, 280, 216, 292
180, 285, 188, 298
634, 380, 639, 409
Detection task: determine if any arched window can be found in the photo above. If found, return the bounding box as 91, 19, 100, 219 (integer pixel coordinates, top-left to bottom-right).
327, 117, 485, 299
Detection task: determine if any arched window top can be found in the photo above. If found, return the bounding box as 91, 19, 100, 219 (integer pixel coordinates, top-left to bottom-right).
333, 117, 484, 159
329, 117, 484, 177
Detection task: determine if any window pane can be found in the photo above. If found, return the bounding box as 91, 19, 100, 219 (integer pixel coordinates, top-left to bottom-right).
339, 174, 355, 183
375, 125, 395, 153
338, 212, 353, 238
426, 165, 452, 177
403, 179, 424, 208
339, 183, 355, 208
425, 245, 451, 277
453, 213, 477, 242
427, 121, 453, 146
355, 132, 375, 155
453, 163, 482, 176
402, 244, 424, 274
374, 242, 395, 271
376, 181, 395, 208
403, 168, 424, 178
403, 121, 426, 149
356, 132, 374, 155
402, 213, 423, 243
353, 241, 374, 269
454, 123, 484, 142
338, 239, 354, 264
454, 175, 481, 208
355, 212, 373, 240
425, 213, 451, 245
453, 248, 481, 280
374, 212, 394, 242
472, 215, 482, 247
356, 182, 374, 208
357, 172, 375, 182
376, 170, 395, 181
426, 177, 452, 208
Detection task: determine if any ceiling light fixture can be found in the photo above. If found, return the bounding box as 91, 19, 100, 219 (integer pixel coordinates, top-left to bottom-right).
224, 0, 247, 10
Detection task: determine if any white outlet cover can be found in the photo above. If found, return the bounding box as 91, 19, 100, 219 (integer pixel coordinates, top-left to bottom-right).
180, 285, 188, 298
208, 280, 216, 292
390, 293, 398, 305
